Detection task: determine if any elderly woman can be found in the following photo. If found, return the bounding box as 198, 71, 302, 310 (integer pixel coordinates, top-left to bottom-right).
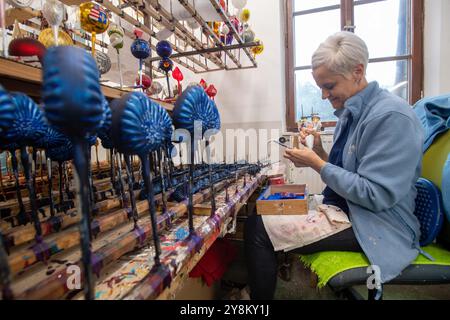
245, 31, 425, 300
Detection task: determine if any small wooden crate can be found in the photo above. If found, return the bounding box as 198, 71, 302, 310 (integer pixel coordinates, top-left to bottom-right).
256, 184, 308, 215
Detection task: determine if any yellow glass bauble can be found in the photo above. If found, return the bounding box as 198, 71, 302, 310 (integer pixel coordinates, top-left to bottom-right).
251, 39, 264, 56
79, 2, 109, 34
38, 28, 74, 47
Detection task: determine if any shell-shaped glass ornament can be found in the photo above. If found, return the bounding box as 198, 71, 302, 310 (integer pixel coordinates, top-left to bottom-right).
42, 46, 104, 137
172, 86, 221, 135
0, 85, 15, 134
5, 93, 47, 146
110, 92, 173, 156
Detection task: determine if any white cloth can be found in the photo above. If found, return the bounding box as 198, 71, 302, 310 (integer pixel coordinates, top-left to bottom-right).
261, 203, 352, 252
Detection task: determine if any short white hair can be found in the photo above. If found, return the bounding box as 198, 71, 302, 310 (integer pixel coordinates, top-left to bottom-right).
311, 31, 369, 77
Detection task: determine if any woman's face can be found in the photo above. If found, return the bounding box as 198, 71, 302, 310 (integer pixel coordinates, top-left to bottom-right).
312, 64, 365, 110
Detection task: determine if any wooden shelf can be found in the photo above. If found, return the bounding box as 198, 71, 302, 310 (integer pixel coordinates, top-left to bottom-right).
0, 57, 174, 112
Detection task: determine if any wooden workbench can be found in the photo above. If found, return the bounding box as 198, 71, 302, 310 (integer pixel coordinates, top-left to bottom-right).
3, 173, 265, 300
78, 175, 263, 300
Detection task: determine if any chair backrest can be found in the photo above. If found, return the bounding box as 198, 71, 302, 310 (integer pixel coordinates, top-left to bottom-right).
421, 130, 450, 195
420, 129, 450, 247
414, 178, 444, 246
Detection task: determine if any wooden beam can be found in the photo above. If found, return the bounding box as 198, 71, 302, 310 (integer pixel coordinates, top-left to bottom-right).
285, 0, 297, 132
410, 0, 424, 104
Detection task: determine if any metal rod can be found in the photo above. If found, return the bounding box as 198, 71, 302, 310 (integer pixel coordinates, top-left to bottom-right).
163, 146, 174, 188
74, 139, 95, 300
124, 155, 138, 229
109, 149, 116, 195
58, 161, 64, 207
115, 152, 128, 208
130, 155, 137, 188
152, 152, 158, 176
63, 162, 71, 202
95, 142, 100, 171
141, 153, 161, 266
20, 146, 42, 238
157, 149, 167, 214
225, 177, 230, 203
179, 143, 183, 169
117, 49, 124, 89
195, 65, 257, 74
188, 139, 194, 233
39, 150, 44, 191
6, 152, 11, 179
147, 41, 260, 62
0, 154, 5, 200
86, 144, 95, 209
139, 59, 143, 93
32, 148, 37, 195
205, 140, 216, 217
47, 158, 55, 217
72, 139, 95, 300
165, 73, 172, 98
10, 151, 25, 226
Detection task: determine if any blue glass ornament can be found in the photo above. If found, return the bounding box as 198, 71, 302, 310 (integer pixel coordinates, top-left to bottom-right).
42, 46, 104, 138
172, 85, 221, 135
159, 58, 173, 73
0, 85, 15, 134
156, 40, 172, 59
131, 38, 150, 60
110, 92, 173, 156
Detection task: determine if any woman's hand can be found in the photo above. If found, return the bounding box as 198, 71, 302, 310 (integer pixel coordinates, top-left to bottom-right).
299, 127, 328, 161
284, 147, 327, 173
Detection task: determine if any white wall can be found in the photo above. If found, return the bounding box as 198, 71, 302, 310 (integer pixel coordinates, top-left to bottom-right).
176, 0, 286, 126
164, 0, 287, 164
424, 0, 450, 96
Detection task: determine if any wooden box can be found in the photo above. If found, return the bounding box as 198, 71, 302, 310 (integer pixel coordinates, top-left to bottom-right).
256, 184, 308, 215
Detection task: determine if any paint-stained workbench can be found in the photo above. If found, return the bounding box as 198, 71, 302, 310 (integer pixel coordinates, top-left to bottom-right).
4, 170, 264, 300
77, 174, 262, 300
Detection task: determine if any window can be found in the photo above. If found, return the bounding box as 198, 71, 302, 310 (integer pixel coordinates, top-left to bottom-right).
285, 0, 423, 131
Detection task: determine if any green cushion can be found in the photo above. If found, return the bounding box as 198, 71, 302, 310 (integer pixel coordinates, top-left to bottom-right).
299, 244, 450, 288
422, 130, 450, 189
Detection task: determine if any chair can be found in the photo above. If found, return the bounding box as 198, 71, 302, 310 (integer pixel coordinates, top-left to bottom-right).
300, 130, 450, 300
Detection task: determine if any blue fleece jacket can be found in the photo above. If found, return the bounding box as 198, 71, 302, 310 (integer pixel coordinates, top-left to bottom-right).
320, 81, 425, 283
413, 93, 450, 152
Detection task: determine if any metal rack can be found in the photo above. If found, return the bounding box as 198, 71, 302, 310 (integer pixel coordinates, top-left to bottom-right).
2, 0, 260, 83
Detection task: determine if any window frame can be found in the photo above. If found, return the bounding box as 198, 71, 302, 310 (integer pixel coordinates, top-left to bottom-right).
284, 0, 424, 132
